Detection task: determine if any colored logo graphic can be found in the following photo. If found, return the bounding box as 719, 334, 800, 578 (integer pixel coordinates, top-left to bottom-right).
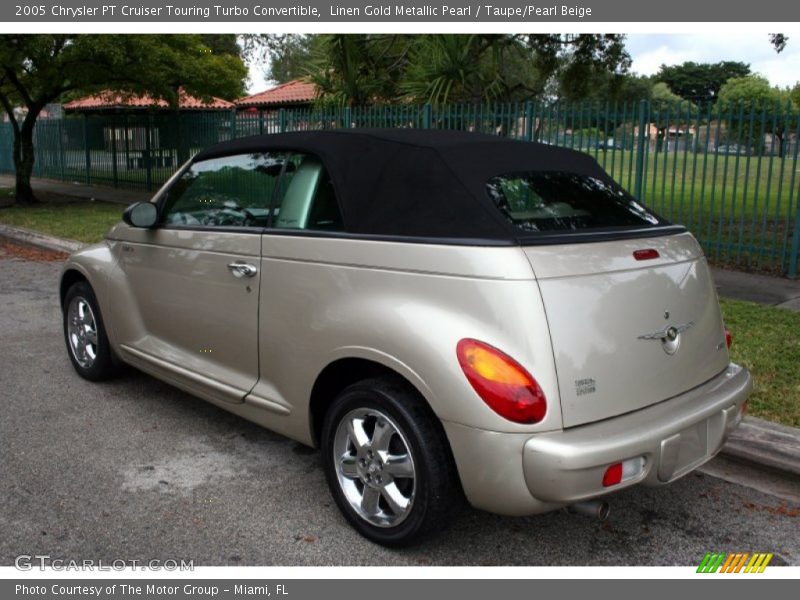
697, 552, 773, 573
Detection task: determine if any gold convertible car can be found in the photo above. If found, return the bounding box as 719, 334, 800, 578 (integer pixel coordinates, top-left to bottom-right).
60, 129, 752, 546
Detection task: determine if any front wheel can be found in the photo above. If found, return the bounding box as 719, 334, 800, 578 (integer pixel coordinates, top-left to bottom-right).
321, 377, 461, 546
63, 281, 119, 381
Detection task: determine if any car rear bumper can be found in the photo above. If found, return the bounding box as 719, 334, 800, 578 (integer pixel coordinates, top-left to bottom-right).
523, 362, 751, 503
443, 363, 752, 516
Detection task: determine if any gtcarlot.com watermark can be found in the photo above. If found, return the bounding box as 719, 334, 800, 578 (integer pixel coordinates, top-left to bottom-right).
15, 555, 194, 571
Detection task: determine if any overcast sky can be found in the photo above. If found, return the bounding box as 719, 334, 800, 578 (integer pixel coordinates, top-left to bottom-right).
625, 33, 799, 88
246, 33, 799, 94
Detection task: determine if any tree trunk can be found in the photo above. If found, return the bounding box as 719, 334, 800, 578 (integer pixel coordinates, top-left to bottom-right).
13, 108, 43, 205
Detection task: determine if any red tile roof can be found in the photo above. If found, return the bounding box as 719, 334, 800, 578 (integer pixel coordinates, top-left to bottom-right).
236, 79, 317, 108
64, 89, 235, 111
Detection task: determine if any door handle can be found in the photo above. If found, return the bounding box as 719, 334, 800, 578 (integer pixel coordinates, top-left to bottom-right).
227, 262, 258, 278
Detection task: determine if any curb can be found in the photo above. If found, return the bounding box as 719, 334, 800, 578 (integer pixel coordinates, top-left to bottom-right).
0, 223, 86, 254
0, 223, 798, 481
721, 416, 800, 478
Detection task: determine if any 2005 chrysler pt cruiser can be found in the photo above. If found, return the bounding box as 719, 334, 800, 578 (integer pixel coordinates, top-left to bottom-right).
61, 129, 752, 546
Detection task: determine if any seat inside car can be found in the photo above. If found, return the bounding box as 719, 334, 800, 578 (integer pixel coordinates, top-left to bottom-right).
274, 156, 323, 229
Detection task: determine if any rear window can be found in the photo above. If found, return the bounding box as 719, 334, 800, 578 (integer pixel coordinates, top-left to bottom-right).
486, 172, 663, 233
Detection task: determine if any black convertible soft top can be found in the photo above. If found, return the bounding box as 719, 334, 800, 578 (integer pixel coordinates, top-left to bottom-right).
194, 129, 674, 243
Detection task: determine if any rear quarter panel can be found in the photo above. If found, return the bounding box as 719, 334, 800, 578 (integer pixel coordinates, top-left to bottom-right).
250, 235, 564, 443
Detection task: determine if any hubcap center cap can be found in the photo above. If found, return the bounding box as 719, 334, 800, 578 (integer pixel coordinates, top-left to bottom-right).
358, 453, 386, 487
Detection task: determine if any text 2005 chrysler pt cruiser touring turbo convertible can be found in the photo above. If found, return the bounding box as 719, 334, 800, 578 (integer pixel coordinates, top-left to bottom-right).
61, 129, 752, 546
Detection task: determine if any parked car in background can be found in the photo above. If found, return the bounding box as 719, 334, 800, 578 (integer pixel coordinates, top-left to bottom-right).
595, 138, 623, 151
715, 144, 751, 156
60, 129, 751, 546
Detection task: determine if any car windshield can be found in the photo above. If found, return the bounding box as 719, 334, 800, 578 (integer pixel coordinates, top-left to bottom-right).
486, 171, 663, 233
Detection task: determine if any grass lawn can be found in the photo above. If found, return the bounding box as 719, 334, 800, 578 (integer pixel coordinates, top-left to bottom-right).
0, 199, 122, 243
720, 298, 800, 428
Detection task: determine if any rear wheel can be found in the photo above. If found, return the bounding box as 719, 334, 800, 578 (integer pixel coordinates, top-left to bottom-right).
63, 281, 118, 381
321, 377, 460, 546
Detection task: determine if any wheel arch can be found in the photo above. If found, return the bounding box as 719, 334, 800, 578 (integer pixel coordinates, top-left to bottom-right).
308, 356, 442, 450
59, 267, 90, 310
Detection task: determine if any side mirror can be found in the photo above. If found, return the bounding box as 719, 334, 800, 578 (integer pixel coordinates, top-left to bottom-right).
122, 202, 158, 228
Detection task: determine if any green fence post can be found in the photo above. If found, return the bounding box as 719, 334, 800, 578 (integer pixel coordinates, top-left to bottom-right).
279, 108, 287, 133
525, 101, 534, 141
83, 114, 91, 185
423, 103, 432, 129
145, 115, 153, 192
111, 117, 118, 188
343, 107, 352, 129
258, 110, 264, 135
634, 99, 648, 200
58, 118, 65, 181
789, 193, 800, 278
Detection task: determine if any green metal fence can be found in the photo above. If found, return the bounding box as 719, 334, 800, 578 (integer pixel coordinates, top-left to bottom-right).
1, 100, 799, 276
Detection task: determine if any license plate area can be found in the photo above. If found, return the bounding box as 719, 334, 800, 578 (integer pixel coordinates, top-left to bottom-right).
657, 420, 709, 482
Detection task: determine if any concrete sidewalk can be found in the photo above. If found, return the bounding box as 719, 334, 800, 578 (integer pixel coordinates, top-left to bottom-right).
711, 267, 800, 311
0, 174, 152, 206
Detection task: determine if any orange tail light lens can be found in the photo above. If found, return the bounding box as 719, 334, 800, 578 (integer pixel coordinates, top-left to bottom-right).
456, 338, 547, 424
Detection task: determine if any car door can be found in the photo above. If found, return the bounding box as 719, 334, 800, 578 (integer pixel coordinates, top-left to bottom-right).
244, 152, 346, 416
116, 151, 288, 404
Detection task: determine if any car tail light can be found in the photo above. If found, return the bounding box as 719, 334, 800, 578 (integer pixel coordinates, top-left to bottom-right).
456, 338, 546, 424
725, 329, 732, 349
603, 463, 623, 487
633, 248, 660, 261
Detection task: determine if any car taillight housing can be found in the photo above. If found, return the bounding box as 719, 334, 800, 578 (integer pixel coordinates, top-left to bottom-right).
456, 338, 546, 424
725, 329, 732, 349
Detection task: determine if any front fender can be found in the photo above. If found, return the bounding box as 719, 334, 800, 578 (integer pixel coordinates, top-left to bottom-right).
60, 242, 113, 308
60, 241, 129, 350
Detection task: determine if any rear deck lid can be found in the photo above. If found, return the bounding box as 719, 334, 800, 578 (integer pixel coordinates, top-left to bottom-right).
525, 233, 729, 427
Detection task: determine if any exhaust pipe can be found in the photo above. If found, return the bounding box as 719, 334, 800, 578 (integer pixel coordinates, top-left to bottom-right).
566, 499, 610, 520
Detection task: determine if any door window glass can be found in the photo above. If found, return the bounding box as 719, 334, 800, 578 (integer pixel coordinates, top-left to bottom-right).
162, 153, 286, 228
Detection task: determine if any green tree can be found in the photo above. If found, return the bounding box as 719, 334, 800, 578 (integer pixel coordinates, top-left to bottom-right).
656, 61, 751, 104
306, 34, 409, 106
770, 34, 789, 53
651, 82, 684, 105
789, 82, 800, 107
0, 34, 246, 204
647, 82, 698, 151
305, 34, 632, 107
399, 35, 539, 105
604, 73, 654, 104
716, 75, 795, 156
529, 34, 631, 102
263, 34, 316, 83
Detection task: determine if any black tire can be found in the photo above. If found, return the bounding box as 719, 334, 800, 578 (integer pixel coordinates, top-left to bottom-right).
321, 376, 461, 547
62, 280, 119, 381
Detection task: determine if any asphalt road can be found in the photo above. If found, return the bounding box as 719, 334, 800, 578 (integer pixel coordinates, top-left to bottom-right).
1, 247, 798, 567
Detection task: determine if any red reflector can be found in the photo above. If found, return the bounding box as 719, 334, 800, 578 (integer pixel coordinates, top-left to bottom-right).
602, 463, 623, 487
725, 329, 732, 349
741, 401, 748, 415
633, 249, 660, 261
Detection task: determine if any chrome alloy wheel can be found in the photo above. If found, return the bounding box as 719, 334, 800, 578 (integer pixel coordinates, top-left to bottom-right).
67, 296, 99, 369
333, 408, 417, 528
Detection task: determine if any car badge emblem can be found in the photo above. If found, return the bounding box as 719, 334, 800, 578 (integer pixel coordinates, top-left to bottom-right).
638, 322, 694, 354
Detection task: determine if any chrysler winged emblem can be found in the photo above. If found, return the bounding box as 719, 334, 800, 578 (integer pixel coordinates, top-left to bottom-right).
638, 322, 694, 354
638, 322, 694, 341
